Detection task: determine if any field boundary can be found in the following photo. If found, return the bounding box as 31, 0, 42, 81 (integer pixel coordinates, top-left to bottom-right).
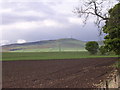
93, 69, 120, 89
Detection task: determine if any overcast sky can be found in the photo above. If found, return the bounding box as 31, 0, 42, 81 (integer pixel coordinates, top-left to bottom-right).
0, 0, 118, 45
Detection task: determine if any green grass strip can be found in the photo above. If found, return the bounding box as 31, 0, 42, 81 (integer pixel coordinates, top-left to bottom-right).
2, 51, 118, 61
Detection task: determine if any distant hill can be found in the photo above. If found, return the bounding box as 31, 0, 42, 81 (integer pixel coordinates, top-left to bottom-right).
2, 38, 86, 52
84, 41, 104, 46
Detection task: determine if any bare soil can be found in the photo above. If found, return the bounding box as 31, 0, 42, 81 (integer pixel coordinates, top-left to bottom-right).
2, 57, 117, 88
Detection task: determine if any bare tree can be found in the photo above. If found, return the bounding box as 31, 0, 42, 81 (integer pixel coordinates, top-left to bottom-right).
74, 0, 118, 29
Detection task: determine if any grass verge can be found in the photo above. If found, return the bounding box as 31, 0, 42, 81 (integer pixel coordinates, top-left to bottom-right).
2, 51, 118, 61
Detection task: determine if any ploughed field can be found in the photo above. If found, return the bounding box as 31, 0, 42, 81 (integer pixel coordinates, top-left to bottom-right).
2, 57, 117, 88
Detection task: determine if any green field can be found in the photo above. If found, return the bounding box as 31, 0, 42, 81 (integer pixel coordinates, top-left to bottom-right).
2, 51, 118, 61
11, 48, 86, 52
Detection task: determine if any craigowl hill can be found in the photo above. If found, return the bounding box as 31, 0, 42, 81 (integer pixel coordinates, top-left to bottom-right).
2, 38, 103, 52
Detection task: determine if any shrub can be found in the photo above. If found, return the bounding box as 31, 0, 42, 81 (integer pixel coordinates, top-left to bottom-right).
99, 46, 108, 55
85, 41, 99, 54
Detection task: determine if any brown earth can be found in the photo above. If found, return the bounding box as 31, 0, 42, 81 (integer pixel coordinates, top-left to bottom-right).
2, 57, 118, 88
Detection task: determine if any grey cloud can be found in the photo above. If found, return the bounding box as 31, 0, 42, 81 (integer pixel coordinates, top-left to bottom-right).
1, 2, 60, 25
1, 0, 106, 45
2, 22, 105, 43
2, 13, 47, 24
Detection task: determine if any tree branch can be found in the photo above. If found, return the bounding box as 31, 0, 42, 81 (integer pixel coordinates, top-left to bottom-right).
74, 0, 110, 27
93, 1, 109, 20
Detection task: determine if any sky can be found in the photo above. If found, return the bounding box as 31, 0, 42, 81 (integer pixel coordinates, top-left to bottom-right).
0, 0, 118, 45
